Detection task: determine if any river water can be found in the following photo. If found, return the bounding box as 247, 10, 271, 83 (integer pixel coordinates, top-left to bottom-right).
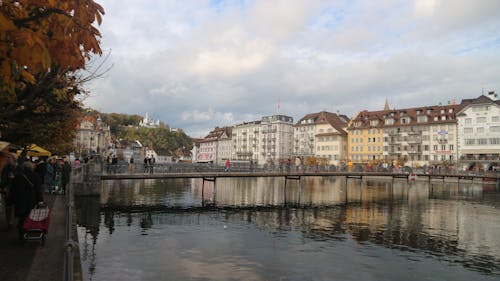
75, 177, 500, 281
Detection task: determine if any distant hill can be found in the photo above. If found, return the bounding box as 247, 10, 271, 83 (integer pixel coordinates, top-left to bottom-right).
85, 109, 192, 156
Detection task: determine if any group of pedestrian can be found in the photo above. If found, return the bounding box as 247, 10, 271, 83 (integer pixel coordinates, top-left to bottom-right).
0, 150, 71, 239
33, 156, 71, 194
106, 154, 119, 173
143, 155, 155, 173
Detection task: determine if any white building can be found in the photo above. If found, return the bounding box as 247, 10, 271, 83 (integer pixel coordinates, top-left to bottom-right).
139, 112, 160, 128
232, 121, 261, 163
457, 92, 500, 170
259, 115, 294, 165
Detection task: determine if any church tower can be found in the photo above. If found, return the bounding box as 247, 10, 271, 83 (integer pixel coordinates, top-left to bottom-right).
384, 97, 390, 111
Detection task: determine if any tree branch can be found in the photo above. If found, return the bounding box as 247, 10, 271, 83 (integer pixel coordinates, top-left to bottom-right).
13, 8, 71, 27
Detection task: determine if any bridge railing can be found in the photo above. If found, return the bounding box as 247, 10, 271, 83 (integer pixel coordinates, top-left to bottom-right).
96, 161, 500, 178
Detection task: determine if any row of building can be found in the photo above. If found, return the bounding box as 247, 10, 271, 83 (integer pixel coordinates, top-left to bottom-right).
192, 92, 500, 169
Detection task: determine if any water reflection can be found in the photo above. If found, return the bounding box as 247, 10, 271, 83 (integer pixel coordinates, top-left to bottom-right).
76, 178, 500, 280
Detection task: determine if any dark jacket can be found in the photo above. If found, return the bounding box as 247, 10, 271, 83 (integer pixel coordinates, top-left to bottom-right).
61, 162, 71, 184
11, 170, 43, 217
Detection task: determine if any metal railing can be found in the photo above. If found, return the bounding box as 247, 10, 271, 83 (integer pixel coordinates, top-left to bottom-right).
100, 161, 500, 177
63, 166, 81, 281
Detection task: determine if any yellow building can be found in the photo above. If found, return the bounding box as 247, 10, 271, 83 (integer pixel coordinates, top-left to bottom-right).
347, 110, 385, 164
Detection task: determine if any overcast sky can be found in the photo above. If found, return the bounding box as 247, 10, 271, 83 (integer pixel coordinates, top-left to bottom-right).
83, 0, 500, 138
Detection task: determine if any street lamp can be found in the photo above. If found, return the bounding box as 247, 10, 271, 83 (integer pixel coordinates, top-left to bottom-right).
89, 136, 94, 156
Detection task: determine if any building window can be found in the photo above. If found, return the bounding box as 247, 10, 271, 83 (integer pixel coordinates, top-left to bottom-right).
433, 145, 438, 151
490, 126, 500, 132
449, 144, 454, 150
492, 116, 499, 122
478, 138, 488, 145
464, 127, 473, 134
477, 117, 487, 123
465, 118, 472, 124
370, 120, 378, 126
465, 139, 475, 145
477, 127, 485, 133
433, 155, 438, 161
417, 116, 427, 123
490, 138, 500, 145
441, 144, 446, 150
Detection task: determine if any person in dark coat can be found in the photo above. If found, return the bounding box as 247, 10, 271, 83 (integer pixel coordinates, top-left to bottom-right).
0, 152, 16, 228
11, 161, 43, 238
61, 157, 71, 195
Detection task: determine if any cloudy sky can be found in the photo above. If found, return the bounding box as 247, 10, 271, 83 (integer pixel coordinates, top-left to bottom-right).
83, 0, 500, 137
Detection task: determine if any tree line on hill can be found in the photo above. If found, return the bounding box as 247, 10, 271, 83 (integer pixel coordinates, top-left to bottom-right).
93, 111, 193, 157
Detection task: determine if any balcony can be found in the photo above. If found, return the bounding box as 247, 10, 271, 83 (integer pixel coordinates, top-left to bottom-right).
407, 138, 422, 144
437, 139, 448, 144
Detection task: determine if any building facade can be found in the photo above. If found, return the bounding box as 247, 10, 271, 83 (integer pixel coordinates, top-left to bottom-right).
348, 102, 461, 167
198, 127, 231, 163
259, 115, 294, 165
75, 115, 111, 157
216, 127, 232, 166
457, 93, 500, 170
347, 110, 385, 163
295, 111, 350, 165
232, 121, 261, 163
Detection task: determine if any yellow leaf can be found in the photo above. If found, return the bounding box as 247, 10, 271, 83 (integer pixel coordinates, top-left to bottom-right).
21, 70, 36, 84
0, 13, 15, 30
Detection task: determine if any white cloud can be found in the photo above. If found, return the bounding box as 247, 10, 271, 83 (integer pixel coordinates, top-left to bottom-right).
84, 0, 500, 137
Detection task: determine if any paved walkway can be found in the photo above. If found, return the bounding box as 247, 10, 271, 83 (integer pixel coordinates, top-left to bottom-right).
0, 194, 67, 281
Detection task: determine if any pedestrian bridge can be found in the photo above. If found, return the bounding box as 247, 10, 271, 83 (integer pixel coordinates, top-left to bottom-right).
100, 171, 500, 183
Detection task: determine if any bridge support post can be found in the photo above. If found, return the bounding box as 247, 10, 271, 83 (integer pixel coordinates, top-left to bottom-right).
345, 176, 348, 204
284, 175, 301, 206
202, 177, 217, 207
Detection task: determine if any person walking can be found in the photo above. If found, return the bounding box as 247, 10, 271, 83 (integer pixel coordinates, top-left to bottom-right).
129, 156, 135, 173
44, 158, 55, 193
11, 161, 43, 239
61, 157, 71, 195
0, 151, 16, 229
224, 159, 231, 172
143, 156, 148, 173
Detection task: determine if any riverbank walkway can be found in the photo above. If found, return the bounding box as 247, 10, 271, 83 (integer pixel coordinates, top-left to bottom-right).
0, 193, 76, 281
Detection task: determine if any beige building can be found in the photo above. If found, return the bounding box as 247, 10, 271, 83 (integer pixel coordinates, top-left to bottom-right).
216, 127, 233, 166
294, 111, 350, 165
74, 115, 111, 157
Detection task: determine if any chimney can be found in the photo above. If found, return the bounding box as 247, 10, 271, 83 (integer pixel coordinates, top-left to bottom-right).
487, 91, 497, 101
